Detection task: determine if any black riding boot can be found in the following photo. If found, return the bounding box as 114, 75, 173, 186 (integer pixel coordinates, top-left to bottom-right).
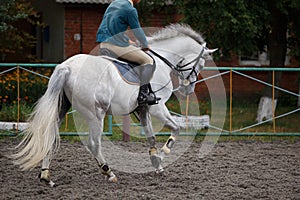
137, 63, 161, 105
138, 84, 160, 105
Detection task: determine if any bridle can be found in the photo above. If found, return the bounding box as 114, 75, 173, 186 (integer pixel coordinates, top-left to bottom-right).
149, 46, 206, 87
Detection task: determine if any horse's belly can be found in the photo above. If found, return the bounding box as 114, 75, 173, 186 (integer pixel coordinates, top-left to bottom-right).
109, 84, 139, 115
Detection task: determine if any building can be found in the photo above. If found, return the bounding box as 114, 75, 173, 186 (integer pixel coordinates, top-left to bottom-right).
31, 0, 179, 63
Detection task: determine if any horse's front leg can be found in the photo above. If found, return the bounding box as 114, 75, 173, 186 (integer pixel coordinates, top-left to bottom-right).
139, 105, 163, 173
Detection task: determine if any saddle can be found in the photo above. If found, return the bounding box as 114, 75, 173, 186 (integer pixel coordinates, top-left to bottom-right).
100, 48, 141, 85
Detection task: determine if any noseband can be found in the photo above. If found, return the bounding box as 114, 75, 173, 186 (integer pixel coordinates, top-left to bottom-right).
149, 47, 205, 86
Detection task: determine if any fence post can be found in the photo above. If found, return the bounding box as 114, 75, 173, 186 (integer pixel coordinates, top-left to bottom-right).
298, 83, 300, 107
229, 68, 233, 134
272, 70, 276, 133
17, 65, 20, 133
108, 115, 113, 135
185, 95, 189, 132
65, 113, 68, 131
122, 115, 130, 141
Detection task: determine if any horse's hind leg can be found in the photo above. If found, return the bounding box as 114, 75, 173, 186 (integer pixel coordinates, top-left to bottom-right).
40, 92, 71, 187
39, 157, 55, 187
87, 107, 117, 183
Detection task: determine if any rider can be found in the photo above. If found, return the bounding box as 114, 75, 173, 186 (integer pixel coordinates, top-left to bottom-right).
96, 0, 160, 105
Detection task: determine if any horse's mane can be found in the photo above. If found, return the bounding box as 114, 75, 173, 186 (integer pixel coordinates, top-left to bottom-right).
148, 23, 205, 44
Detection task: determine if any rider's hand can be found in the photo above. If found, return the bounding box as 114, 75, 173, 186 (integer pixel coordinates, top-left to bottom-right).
129, 40, 137, 46
142, 46, 150, 51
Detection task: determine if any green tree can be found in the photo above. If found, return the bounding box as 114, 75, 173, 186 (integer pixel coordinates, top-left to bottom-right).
176, 0, 300, 122
0, 0, 40, 61
137, 0, 177, 26
175, 0, 300, 60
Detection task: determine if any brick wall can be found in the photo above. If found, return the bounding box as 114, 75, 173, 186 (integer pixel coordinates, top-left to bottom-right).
64, 5, 107, 58
64, 5, 179, 58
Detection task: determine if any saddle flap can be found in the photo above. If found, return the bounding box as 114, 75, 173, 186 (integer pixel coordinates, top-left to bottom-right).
100, 48, 140, 85
112, 60, 140, 85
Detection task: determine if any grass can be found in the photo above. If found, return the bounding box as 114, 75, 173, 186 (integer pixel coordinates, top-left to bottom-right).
0, 103, 32, 122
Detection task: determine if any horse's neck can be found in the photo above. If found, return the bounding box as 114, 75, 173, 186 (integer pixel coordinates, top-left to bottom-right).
151, 36, 196, 61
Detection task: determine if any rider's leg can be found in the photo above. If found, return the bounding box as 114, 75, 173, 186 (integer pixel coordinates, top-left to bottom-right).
120, 47, 160, 104
100, 43, 160, 105
137, 63, 161, 105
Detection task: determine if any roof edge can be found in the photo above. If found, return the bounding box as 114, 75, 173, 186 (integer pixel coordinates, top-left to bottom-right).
56, 0, 112, 4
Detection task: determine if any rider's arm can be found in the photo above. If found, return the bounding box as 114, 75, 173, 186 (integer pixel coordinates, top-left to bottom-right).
127, 9, 149, 49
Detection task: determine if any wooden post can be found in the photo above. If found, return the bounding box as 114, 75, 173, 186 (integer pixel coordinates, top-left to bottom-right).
229, 69, 233, 134
185, 95, 189, 132
65, 113, 68, 131
17, 66, 20, 133
272, 70, 276, 133
122, 115, 130, 141
298, 83, 300, 107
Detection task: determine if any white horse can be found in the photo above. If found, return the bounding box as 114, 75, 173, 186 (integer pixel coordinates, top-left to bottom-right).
12, 24, 217, 186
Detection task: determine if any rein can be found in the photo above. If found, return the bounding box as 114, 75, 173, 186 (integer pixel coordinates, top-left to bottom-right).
149, 49, 179, 71
149, 48, 205, 86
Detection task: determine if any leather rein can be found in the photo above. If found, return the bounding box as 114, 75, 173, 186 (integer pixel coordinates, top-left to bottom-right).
149, 47, 205, 86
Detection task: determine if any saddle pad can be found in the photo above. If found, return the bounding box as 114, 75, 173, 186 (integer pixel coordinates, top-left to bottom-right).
112, 60, 140, 85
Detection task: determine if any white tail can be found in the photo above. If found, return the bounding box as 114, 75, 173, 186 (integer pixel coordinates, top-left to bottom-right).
11, 65, 70, 170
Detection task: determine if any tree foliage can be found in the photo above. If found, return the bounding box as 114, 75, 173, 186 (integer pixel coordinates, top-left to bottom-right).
175, 0, 300, 61
136, 0, 177, 26
0, 0, 40, 61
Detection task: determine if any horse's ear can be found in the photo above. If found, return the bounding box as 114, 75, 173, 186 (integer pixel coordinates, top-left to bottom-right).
205, 48, 218, 54
203, 42, 207, 47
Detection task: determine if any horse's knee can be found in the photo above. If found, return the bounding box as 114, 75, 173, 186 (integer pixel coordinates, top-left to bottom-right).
147, 136, 156, 148
173, 124, 180, 135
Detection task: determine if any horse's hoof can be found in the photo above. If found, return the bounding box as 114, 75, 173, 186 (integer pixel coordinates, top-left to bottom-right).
155, 167, 164, 174
39, 169, 55, 187
40, 178, 56, 187
150, 154, 162, 169
108, 175, 118, 183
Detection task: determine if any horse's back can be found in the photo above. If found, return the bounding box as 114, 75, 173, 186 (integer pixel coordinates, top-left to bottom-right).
59, 54, 138, 114
60, 54, 119, 85
62, 54, 111, 72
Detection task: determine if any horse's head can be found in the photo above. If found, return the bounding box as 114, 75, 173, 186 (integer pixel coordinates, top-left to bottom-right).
176, 43, 217, 95
149, 24, 217, 96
